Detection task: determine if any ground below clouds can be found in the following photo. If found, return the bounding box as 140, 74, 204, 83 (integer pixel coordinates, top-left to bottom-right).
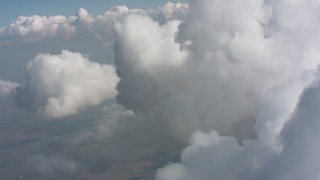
0, 109, 184, 180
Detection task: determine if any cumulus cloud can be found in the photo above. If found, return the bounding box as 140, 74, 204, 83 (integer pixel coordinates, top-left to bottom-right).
256, 80, 320, 180
0, 2, 189, 44
109, 0, 320, 179
156, 76, 320, 180
1, 0, 320, 179
114, 14, 189, 114
0, 79, 19, 98
155, 131, 251, 180
0, 2, 189, 83
0, 15, 76, 41
114, 0, 320, 141
15, 50, 119, 119
150, 2, 189, 23
73, 2, 189, 47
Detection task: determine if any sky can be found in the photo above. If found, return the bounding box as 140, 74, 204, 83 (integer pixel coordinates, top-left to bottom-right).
0, 0, 189, 26
1, 0, 320, 179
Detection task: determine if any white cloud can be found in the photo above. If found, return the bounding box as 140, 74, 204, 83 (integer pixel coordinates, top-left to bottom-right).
0, 2, 190, 83
156, 76, 320, 180
1, 1, 320, 179
1, 15, 76, 41
114, 14, 190, 118
104, 0, 320, 179
113, 0, 320, 141
156, 72, 317, 180
15, 50, 119, 119
256, 81, 320, 180
151, 0, 320, 179
151, 2, 189, 23
156, 131, 251, 180
0, 2, 189, 43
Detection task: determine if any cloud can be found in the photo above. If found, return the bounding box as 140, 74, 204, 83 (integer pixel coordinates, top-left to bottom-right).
155, 131, 249, 180
254, 79, 320, 180
1, 1, 320, 179
151, 2, 189, 23
108, 0, 320, 179
156, 76, 320, 180
0, 15, 76, 41
0, 2, 189, 83
15, 50, 119, 119
73, 103, 134, 143
0, 79, 19, 98
0, 2, 189, 43
113, 0, 320, 142
114, 14, 189, 114
25, 155, 78, 175
151, 0, 320, 179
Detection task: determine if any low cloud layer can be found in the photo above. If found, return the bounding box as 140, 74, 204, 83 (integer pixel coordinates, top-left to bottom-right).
15, 50, 119, 119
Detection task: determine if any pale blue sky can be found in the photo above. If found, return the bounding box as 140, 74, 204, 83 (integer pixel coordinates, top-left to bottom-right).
0, 0, 189, 26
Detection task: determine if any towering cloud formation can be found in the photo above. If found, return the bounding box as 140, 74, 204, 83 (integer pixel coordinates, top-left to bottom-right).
1, 1, 320, 179
111, 0, 320, 179
15, 50, 119, 119
114, 0, 320, 141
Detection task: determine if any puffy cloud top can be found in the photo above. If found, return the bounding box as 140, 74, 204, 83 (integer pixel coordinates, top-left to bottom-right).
158, 2, 189, 21
15, 50, 119, 119
0, 2, 189, 43
2, 15, 76, 41
152, 0, 320, 179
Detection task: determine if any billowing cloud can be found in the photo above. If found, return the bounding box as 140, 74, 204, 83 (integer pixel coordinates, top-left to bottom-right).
0, 15, 76, 41
155, 77, 320, 180
0, 2, 189, 83
0, 2, 189, 44
15, 50, 119, 119
1, 1, 320, 179
114, 0, 320, 142
256, 81, 320, 180
109, 0, 320, 179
